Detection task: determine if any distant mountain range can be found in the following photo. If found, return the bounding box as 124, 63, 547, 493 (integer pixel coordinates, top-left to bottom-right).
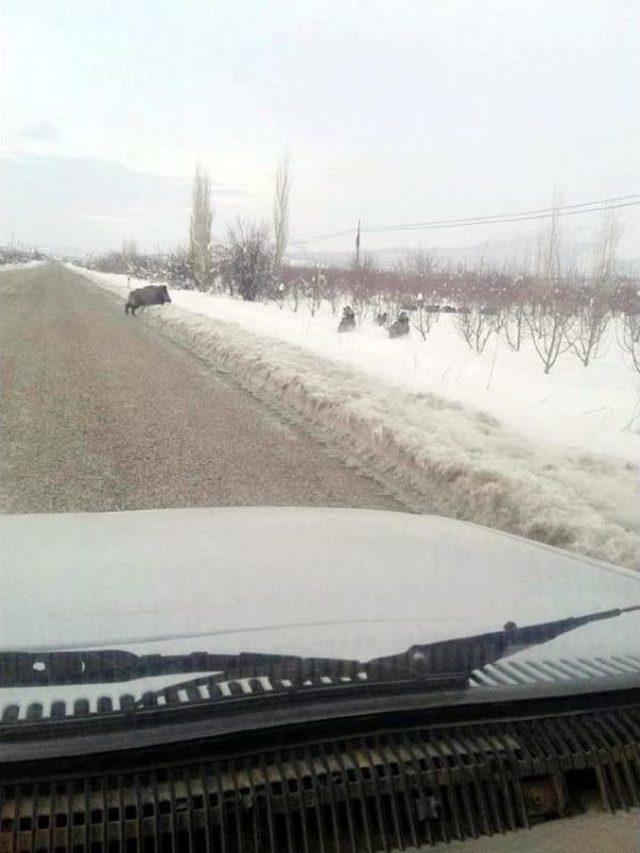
288, 235, 640, 275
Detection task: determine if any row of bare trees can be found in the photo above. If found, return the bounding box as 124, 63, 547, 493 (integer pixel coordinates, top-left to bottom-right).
0, 245, 47, 265
276, 261, 637, 314
266, 258, 638, 373
453, 301, 597, 373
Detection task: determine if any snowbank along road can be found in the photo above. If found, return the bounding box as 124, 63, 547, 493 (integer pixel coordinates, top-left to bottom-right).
0, 264, 403, 514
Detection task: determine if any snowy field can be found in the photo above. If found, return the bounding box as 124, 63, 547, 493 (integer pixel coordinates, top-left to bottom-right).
0, 260, 45, 272
181, 295, 639, 464
72, 266, 640, 570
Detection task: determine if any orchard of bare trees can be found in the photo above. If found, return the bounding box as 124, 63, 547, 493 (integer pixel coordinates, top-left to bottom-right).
0, 245, 47, 265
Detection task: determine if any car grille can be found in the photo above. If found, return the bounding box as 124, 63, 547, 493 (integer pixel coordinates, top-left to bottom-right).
1, 704, 640, 851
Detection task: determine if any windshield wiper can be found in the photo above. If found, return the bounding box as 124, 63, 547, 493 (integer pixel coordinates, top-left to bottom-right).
1, 604, 638, 690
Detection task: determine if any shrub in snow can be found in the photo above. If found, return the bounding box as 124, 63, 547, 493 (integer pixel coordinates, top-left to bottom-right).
219, 219, 274, 302
410, 303, 440, 341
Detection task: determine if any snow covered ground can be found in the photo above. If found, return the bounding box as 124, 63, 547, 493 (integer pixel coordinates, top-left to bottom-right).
71, 266, 640, 570
176, 296, 639, 464
0, 260, 45, 272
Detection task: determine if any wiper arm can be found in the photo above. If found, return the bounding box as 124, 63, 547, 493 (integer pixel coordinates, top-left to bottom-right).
130, 602, 640, 712
0, 649, 360, 688
369, 603, 640, 677
1, 604, 638, 689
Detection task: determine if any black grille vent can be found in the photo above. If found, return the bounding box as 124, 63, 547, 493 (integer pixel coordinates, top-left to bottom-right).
2, 706, 640, 851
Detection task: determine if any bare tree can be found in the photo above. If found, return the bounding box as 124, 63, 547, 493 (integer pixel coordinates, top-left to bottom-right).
526, 296, 575, 373
526, 202, 575, 373
571, 211, 618, 367
399, 248, 439, 279
571, 294, 610, 367
165, 244, 191, 288
273, 155, 291, 274
535, 202, 562, 284
188, 164, 214, 290
323, 273, 341, 317
593, 207, 619, 284
410, 294, 440, 341
221, 219, 273, 302
619, 313, 640, 373
348, 253, 378, 322
504, 275, 527, 351
305, 269, 324, 317
456, 309, 501, 354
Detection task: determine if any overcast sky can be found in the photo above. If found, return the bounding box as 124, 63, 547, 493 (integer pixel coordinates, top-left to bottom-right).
2, 0, 639, 256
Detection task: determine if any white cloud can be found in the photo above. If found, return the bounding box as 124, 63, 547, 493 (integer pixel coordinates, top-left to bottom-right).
18, 120, 61, 142
0, 154, 245, 253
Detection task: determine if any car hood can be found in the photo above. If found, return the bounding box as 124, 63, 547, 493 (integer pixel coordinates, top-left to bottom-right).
1, 506, 638, 660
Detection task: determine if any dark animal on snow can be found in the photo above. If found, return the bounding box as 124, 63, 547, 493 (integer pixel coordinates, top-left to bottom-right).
388, 312, 410, 338
375, 311, 389, 327
440, 305, 457, 313
338, 305, 356, 332
125, 285, 172, 316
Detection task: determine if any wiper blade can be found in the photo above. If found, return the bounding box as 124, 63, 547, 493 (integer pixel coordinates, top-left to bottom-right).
129, 667, 468, 713
1, 604, 638, 689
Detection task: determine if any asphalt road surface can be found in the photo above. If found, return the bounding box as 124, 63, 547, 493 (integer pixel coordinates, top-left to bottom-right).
0, 264, 402, 514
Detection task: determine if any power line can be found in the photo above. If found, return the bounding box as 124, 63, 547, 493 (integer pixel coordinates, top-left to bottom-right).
370, 199, 640, 236
291, 193, 640, 245
292, 195, 640, 244
367, 198, 640, 234
366, 194, 640, 234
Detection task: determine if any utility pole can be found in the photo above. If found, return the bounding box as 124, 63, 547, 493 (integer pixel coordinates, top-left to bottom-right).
355, 219, 361, 267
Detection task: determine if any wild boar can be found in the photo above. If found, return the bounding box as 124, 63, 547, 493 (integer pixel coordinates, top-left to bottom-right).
338, 305, 356, 332
125, 285, 172, 316
388, 312, 410, 338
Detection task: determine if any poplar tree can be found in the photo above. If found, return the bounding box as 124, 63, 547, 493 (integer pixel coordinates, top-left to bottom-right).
188, 164, 213, 290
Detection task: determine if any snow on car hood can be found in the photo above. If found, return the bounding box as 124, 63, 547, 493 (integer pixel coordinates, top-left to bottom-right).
1, 506, 638, 661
